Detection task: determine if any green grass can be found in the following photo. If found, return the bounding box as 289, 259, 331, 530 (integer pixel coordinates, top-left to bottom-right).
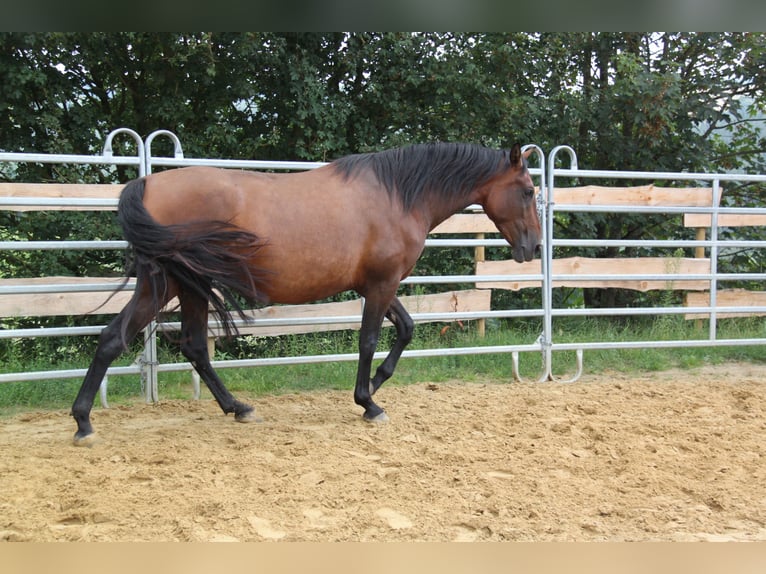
1, 315, 764, 416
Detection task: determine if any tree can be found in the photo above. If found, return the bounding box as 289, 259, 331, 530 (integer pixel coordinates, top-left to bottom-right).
1, 32, 764, 307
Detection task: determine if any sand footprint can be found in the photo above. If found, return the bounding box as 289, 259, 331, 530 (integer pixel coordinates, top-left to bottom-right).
247, 515, 287, 540
452, 524, 480, 542
375, 508, 413, 530
303, 508, 337, 531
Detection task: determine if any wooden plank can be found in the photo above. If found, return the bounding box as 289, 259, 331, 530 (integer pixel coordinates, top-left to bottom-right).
684, 289, 766, 319
232, 299, 363, 336
0, 277, 130, 317
0, 183, 122, 211
476, 257, 712, 291
0, 290, 133, 317
684, 213, 766, 228
222, 289, 492, 337
0, 276, 126, 285
1, 276, 490, 328
0, 277, 180, 317
554, 185, 715, 207
431, 213, 498, 234
431, 186, 717, 235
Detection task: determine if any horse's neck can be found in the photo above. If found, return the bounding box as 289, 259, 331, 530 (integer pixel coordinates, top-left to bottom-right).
423, 190, 481, 232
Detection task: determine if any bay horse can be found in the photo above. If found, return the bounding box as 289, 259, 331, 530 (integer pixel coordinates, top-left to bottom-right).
71, 142, 540, 445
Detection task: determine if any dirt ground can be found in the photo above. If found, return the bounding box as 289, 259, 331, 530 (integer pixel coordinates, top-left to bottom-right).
1, 362, 765, 542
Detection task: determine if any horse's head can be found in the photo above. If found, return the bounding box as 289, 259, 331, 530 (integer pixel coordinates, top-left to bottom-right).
480, 143, 541, 263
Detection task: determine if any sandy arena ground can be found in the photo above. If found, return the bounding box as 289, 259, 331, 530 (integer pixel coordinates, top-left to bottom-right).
1, 362, 765, 542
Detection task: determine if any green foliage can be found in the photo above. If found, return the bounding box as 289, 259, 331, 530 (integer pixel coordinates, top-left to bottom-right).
0, 33, 764, 339
2, 33, 763, 163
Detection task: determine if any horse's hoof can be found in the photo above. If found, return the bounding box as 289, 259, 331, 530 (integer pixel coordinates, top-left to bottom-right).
235, 410, 263, 424
363, 411, 390, 424
73, 432, 97, 448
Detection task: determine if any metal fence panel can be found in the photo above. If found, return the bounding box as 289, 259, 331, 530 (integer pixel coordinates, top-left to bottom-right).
1, 130, 764, 401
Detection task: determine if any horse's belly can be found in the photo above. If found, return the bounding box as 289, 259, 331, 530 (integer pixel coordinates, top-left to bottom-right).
259, 276, 354, 305
253, 253, 358, 305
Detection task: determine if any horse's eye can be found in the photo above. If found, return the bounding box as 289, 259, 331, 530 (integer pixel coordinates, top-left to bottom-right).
523, 188, 534, 199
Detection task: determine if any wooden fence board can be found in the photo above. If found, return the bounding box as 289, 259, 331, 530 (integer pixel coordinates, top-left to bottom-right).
221, 289, 492, 337
0, 277, 180, 317
684, 289, 766, 319
553, 185, 715, 207
431, 213, 498, 234
684, 213, 766, 227
477, 257, 712, 291
0, 183, 122, 211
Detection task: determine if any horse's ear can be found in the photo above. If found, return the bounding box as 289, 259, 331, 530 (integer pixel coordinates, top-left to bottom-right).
509, 143, 522, 167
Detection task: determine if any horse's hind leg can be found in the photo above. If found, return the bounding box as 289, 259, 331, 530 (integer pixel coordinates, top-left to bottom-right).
370, 297, 414, 396
71, 278, 174, 445
178, 290, 258, 423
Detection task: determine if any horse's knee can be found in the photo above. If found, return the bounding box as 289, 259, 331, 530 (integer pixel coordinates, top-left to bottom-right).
359, 330, 379, 355
180, 337, 208, 365
400, 319, 414, 344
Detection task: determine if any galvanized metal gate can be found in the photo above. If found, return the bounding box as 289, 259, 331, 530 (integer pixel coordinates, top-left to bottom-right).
1, 129, 764, 402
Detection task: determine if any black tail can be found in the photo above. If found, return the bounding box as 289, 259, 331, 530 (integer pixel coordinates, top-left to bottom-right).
117, 178, 269, 341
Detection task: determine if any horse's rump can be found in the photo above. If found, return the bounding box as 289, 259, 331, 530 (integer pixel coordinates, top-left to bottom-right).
117, 178, 270, 339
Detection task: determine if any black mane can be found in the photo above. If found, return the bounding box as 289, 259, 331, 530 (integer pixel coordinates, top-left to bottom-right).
332, 142, 511, 211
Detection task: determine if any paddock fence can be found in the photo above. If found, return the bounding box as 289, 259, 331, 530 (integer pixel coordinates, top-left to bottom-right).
1, 130, 764, 404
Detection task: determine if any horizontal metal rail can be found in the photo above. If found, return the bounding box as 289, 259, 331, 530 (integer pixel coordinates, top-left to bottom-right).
0, 326, 107, 339
550, 306, 766, 317
552, 167, 766, 183
554, 239, 766, 249
0, 197, 119, 208
0, 152, 140, 166
555, 204, 766, 215
147, 156, 328, 171
0, 241, 127, 251
155, 308, 546, 333
0, 282, 135, 295
0, 342, 545, 385
0, 364, 142, 384
550, 338, 766, 353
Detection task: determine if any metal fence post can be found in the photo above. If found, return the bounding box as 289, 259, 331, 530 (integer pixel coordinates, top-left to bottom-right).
102, 128, 147, 401
544, 145, 579, 382
518, 145, 548, 382
141, 130, 185, 402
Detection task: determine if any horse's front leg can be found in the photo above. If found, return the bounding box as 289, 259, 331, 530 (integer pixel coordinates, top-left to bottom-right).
354, 293, 393, 422
370, 297, 414, 396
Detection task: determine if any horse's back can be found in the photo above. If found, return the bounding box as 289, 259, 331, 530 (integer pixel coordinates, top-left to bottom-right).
141, 164, 399, 232
136, 165, 421, 303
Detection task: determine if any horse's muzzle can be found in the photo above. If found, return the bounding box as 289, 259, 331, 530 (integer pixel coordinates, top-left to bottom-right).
512, 242, 539, 263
